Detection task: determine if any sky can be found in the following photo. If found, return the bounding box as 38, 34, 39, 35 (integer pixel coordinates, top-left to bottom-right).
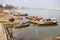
0, 0, 60, 9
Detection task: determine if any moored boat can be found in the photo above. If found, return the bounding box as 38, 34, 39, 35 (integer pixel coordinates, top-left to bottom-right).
13, 16, 23, 20
30, 18, 57, 25
15, 22, 30, 28
25, 16, 43, 20
14, 17, 23, 20
14, 13, 28, 16
54, 36, 60, 40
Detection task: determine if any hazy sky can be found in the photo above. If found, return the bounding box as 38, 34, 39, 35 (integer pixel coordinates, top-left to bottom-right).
0, 0, 60, 9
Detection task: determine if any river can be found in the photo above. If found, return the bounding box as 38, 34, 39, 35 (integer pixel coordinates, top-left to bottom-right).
12, 9, 60, 40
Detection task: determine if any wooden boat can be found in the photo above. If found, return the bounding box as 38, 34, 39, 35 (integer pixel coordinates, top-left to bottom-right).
55, 36, 60, 40
13, 16, 23, 20
15, 22, 30, 28
15, 18, 23, 20
14, 17, 23, 20
20, 23, 30, 27
25, 16, 43, 20
30, 18, 57, 25
14, 13, 28, 16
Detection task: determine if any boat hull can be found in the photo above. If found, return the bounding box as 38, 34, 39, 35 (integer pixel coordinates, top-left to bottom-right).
30, 20, 57, 25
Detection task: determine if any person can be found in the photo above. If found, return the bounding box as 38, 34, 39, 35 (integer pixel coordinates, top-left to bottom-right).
10, 28, 14, 40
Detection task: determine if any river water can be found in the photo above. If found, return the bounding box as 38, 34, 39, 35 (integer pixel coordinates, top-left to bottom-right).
12, 9, 60, 40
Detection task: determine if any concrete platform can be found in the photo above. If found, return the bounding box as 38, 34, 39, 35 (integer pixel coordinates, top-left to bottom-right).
0, 23, 7, 40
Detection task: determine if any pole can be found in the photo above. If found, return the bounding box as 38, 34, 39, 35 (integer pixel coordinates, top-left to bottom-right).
35, 27, 39, 40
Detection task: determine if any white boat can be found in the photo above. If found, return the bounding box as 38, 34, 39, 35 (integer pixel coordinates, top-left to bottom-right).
30, 18, 57, 25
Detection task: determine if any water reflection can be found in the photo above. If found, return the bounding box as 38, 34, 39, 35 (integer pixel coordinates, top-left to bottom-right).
32, 23, 58, 27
